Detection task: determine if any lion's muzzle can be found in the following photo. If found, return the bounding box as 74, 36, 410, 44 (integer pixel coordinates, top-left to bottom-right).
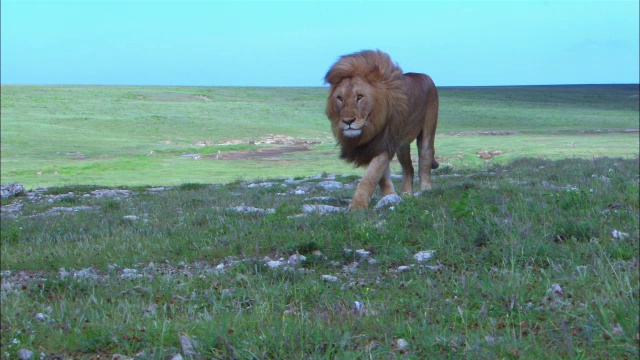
341, 118, 363, 137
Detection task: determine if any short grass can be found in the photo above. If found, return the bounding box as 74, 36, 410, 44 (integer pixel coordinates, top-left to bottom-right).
1, 84, 638, 188
1, 84, 638, 358
1, 157, 638, 359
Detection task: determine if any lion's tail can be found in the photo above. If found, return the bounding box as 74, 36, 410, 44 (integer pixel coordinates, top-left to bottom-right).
431, 160, 439, 169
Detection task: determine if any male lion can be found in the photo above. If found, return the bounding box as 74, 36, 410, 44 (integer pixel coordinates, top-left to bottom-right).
324, 50, 439, 209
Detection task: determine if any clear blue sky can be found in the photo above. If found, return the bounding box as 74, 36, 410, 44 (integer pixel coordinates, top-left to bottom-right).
2, 0, 638, 86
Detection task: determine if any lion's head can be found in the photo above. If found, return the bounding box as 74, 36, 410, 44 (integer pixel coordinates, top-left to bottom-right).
324, 50, 409, 166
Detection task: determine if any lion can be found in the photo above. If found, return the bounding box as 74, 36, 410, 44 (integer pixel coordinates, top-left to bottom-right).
324, 50, 439, 209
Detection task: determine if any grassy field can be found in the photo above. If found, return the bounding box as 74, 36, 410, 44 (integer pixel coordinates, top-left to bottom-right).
1, 157, 638, 359
0, 85, 639, 359
1, 84, 638, 188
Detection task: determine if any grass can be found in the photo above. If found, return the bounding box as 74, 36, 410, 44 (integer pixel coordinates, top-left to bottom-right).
1, 157, 638, 359
1, 84, 638, 188
0, 84, 638, 358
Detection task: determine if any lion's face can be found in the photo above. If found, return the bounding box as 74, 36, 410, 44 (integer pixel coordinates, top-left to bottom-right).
329, 77, 377, 139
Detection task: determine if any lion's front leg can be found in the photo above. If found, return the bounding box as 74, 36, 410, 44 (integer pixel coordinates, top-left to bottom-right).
349, 153, 391, 210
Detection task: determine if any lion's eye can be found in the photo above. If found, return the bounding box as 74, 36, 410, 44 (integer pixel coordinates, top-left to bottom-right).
356, 94, 364, 102
336, 95, 343, 102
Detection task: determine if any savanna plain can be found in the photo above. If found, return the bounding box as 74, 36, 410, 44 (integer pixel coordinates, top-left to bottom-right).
1, 84, 639, 359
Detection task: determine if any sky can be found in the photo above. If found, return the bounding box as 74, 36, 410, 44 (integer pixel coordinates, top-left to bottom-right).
1, 0, 638, 87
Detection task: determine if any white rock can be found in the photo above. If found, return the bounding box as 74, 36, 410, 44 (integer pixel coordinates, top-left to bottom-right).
551, 283, 563, 297
35, 313, 47, 321
321, 275, 339, 283
342, 262, 359, 273
91, 189, 132, 198
394, 338, 410, 352
229, 206, 275, 214
145, 303, 158, 314
49, 206, 92, 213
397, 266, 412, 272
287, 254, 306, 265
58, 268, 71, 279
0, 183, 25, 198
179, 335, 199, 359
374, 194, 402, 210
304, 196, 339, 202
612, 230, 630, 239
121, 269, 139, 279
267, 260, 283, 269
248, 182, 274, 188
74, 267, 99, 280
302, 204, 344, 215
353, 301, 365, 315
146, 187, 166, 192
413, 250, 436, 263
355, 249, 371, 259
317, 181, 343, 190
17, 348, 33, 360
123, 215, 138, 221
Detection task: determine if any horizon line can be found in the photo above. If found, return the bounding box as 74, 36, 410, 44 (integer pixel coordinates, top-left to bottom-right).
1, 83, 638, 88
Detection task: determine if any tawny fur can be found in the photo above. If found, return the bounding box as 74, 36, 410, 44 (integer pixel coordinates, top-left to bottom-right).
324, 50, 439, 209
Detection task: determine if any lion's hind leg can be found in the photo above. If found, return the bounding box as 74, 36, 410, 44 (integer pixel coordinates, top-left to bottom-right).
417, 85, 439, 191
417, 131, 436, 191
396, 144, 414, 195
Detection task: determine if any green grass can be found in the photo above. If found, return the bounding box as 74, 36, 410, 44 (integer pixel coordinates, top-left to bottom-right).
1, 84, 638, 188
0, 84, 638, 358
1, 157, 638, 359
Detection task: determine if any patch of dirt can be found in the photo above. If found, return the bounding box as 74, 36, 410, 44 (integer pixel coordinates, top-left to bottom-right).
476, 150, 503, 161
214, 146, 310, 160
56, 151, 87, 160
217, 140, 244, 146
196, 134, 321, 160
578, 129, 639, 134
252, 134, 295, 145
194, 95, 212, 102
450, 131, 517, 136
214, 134, 321, 147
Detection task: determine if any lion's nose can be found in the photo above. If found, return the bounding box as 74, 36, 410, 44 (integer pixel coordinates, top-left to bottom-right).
342, 118, 356, 126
